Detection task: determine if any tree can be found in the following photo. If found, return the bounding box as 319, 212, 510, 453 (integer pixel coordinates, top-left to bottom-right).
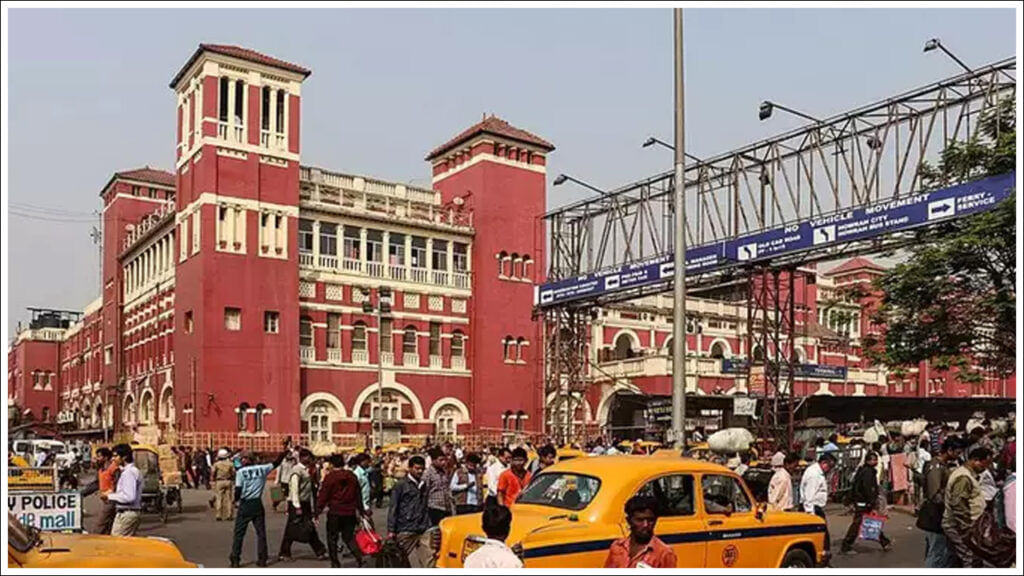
863, 98, 1015, 380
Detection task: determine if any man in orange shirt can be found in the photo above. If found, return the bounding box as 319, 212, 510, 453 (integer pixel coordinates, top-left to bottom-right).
604, 495, 677, 568
83, 448, 119, 535
496, 448, 531, 508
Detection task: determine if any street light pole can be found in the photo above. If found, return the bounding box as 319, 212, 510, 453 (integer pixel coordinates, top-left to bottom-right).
671, 7, 688, 449
376, 304, 385, 450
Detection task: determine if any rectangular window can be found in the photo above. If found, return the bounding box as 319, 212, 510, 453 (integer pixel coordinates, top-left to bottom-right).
149, 188, 158, 199
104, 346, 113, 365
224, 307, 241, 331
432, 239, 449, 270
326, 313, 341, 349
429, 322, 441, 356
218, 205, 229, 245
276, 89, 286, 134
261, 86, 271, 131
366, 230, 384, 262
411, 236, 427, 268
219, 77, 229, 122
320, 223, 338, 256
233, 207, 245, 247
275, 215, 285, 254
260, 213, 270, 249
343, 226, 361, 260
380, 318, 393, 353
264, 311, 280, 334
388, 233, 405, 265
185, 311, 194, 333
300, 317, 313, 347
191, 210, 201, 255
234, 79, 245, 125
298, 219, 314, 253
131, 185, 140, 196
453, 242, 469, 272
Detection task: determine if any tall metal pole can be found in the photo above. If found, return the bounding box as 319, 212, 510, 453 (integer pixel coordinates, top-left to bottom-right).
376, 305, 385, 450
671, 8, 688, 449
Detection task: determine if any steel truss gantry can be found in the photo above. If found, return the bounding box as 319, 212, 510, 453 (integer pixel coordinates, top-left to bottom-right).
541, 58, 1016, 445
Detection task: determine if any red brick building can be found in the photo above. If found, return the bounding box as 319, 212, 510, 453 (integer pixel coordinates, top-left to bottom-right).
7, 43, 1013, 447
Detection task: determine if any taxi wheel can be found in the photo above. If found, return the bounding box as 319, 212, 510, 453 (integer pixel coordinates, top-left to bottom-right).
780, 548, 813, 568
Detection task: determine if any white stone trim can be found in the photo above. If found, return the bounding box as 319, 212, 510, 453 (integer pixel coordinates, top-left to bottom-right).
432, 152, 546, 184
177, 192, 299, 222
300, 392, 349, 420
707, 337, 733, 357
351, 375, 425, 421
427, 397, 471, 422
299, 301, 470, 325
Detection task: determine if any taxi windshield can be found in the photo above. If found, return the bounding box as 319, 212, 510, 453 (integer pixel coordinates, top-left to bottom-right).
517, 473, 600, 511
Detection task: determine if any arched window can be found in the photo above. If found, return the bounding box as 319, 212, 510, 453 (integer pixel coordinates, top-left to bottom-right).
516, 337, 527, 362
237, 402, 250, 432
510, 253, 521, 278
752, 345, 766, 362
122, 395, 135, 425
451, 331, 465, 358
159, 386, 174, 422
710, 341, 727, 359
613, 333, 635, 360
308, 401, 332, 444
255, 403, 267, 432
299, 316, 313, 348
435, 406, 460, 441
516, 410, 526, 432
501, 410, 513, 432
403, 325, 418, 354
794, 347, 808, 364
522, 255, 533, 280
352, 321, 367, 351
497, 251, 509, 277
503, 336, 514, 362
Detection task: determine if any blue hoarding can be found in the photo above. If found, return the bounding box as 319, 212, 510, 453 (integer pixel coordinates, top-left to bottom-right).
720, 358, 848, 380
536, 172, 1015, 307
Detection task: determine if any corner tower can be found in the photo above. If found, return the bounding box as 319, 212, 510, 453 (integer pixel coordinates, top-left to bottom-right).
169, 44, 311, 435
426, 115, 554, 435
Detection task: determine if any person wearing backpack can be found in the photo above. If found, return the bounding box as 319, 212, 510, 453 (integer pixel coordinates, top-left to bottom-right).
918, 438, 961, 567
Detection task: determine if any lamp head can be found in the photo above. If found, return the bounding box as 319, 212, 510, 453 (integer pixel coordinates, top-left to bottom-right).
758, 101, 774, 121
553, 174, 569, 186
642, 137, 657, 148
923, 38, 940, 52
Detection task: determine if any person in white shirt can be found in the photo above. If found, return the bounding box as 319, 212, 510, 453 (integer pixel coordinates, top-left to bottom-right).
801, 452, 836, 560
102, 443, 144, 537
484, 447, 511, 508
34, 450, 49, 468
768, 452, 798, 511
464, 504, 523, 568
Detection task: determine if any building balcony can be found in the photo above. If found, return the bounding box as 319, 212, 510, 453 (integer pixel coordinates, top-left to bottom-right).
260, 130, 287, 151
327, 348, 341, 364
217, 121, 245, 144
429, 355, 443, 369
299, 253, 472, 292
299, 166, 473, 232
300, 346, 315, 361
352, 349, 369, 365
381, 351, 394, 366
403, 353, 420, 367
451, 356, 466, 371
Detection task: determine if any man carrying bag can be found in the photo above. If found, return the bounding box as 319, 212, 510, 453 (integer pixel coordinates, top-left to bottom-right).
841, 451, 892, 555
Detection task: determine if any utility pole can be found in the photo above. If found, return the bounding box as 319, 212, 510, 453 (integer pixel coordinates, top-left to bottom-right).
671, 7, 688, 449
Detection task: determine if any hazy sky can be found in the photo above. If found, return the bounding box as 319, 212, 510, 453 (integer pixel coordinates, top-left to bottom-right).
5, 7, 1016, 334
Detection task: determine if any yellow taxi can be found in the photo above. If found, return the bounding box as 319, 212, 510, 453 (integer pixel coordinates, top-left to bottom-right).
556, 447, 587, 462
617, 441, 664, 455
436, 456, 826, 568
7, 513, 200, 568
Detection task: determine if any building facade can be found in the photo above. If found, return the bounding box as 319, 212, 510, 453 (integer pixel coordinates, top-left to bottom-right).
6, 43, 1014, 448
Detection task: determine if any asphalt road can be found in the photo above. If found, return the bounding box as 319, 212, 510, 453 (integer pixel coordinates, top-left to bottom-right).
78, 484, 928, 569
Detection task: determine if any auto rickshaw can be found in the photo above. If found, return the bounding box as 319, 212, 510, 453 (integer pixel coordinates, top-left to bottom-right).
133, 445, 181, 523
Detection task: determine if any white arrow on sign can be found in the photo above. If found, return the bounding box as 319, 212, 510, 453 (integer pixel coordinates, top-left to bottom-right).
813, 225, 835, 246
604, 275, 621, 290
927, 198, 956, 221
737, 243, 758, 261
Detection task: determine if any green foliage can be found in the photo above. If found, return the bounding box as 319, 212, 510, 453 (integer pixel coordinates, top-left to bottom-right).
865, 98, 1016, 379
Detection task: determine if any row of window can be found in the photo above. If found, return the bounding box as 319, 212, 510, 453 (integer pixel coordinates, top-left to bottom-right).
299, 316, 465, 357
502, 336, 529, 363
31, 371, 55, 391
496, 251, 534, 280
129, 185, 173, 201
124, 233, 175, 299
298, 220, 470, 272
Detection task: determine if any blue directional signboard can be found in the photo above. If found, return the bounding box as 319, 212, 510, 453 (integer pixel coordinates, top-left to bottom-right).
721, 359, 848, 380
536, 172, 1015, 308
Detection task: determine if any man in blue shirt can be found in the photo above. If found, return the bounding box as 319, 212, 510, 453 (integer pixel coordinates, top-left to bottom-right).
822, 434, 840, 454
102, 443, 143, 537
351, 453, 372, 513
230, 443, 292, 568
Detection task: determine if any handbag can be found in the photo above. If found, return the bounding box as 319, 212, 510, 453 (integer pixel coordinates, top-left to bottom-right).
967, 502, 1016, 568
355, 516, 383, 556
284, 513, 314, 544
858, 512, 886, 541
375, 538, 411, 568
